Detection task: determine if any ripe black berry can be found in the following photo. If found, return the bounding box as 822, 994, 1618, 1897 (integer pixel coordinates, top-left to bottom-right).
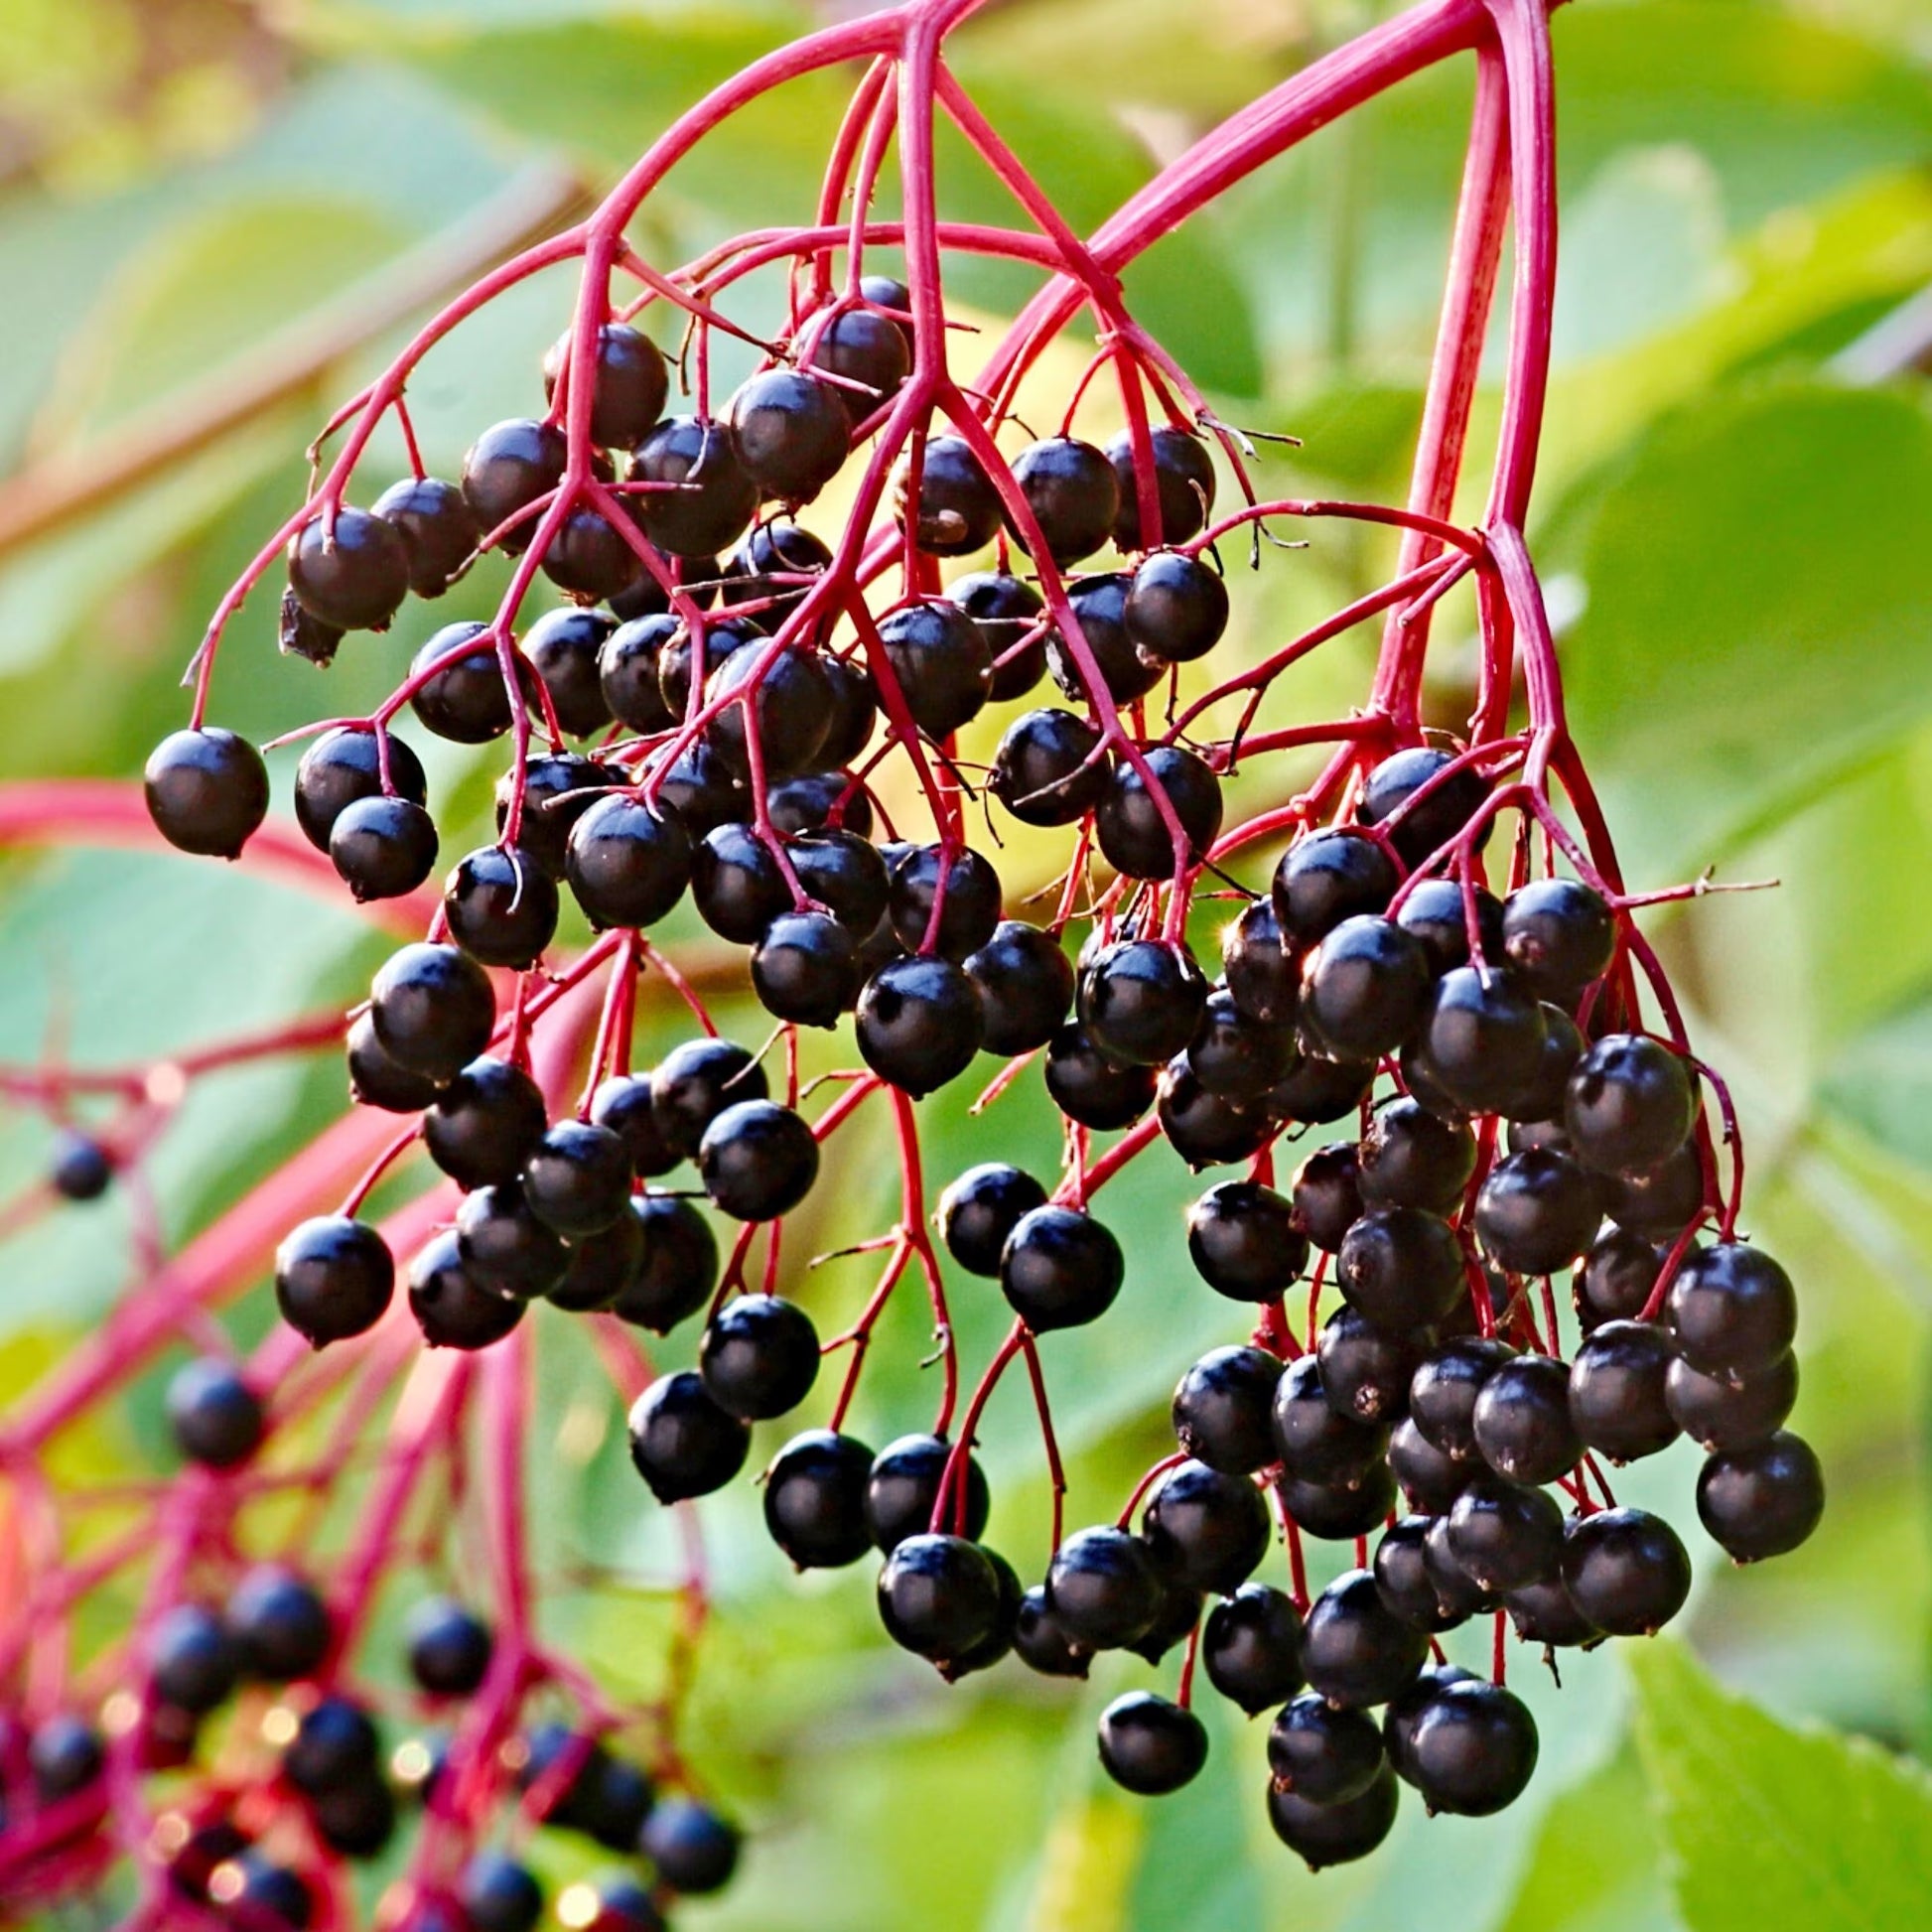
599, 614, 678, 736
1664, 1240, 1797, 1379
809, 303, 909, 401
699, 1295, 819, 1420
866, 1434, 990, 1550
1078, 937, 1207, 1066
522, 1120, 632, 1237
589, 1075, 677, 1180
274, 1215, 394, 1347
635, 1798, 740, 1895
1271, 1354, 1387, 1484
1222, 897, 1299, 1028
1108, 425, 1215, 549
1409, 1336, 1514, 1458
610, 1196, 718, 1334
1695, 1431, 1824, 1563
633, 416, 759, 557
1046, 1527, 1162, 1650
1283, 1463, 1400, 1541
1576, 1226, 1662, 1330
1289, 1143, 1362, 1252
409, 623, 524, 744
497, 755, 617, 881
1000, 1204, 1123, 1331
1173, 1345, 1283, 1473
145, 728, 270, 860
1013, 1587, 1090, 1678
763, 1429, 875, 1569
698, 1099, 818, 1220
294, 728, 428, 853
628, 1370, 751, 1502
1123, 550, 1228, 663
369, 943, 496, 1083
1047, 572, 1163, 707
657, 615, 758, 717
877, 1533, 1004, 1668
1474, 1148, 1603, 1276
645, 1037, 765, 1161
691, 823, 789, 942
1372, 1515, 1463, 1632
1503, 1575, 1599, 1649
168, 1357, 264, 1468
287, 506, 409, 630
1501, 878, 1615, 999
877, 600, 994, 739
752, 910, 861, 1026
1601, 1140, 1707, 1238
1143, 1459, 1270, 1593
525, 607, 618, 738
1415, 966, 1549, 1114
887, 843, 1002, 959
456, 1849, 544, 1932
728, 367, 851, 501
1337, 1205, 1463, 1332
1471, 1354, 1582, 1484
1302, 1569, 1430, 1707
444, 845, 559, 968
1182, 1180, 1307, 1303
1318, 1304, 1428, 1424
790, 829, 890, 935
30, 1714, 104, 1802
284, 1695, 380, 1796
1157, 1057, 1273, 1168
895, 435, 1000, 554
1359, 1098, 1476, 1213
1564, 1034, 1698, 1176
546, 1207, 645, 1313
424, 1058, 547, 1190
544, 321, 669, 448
1184, 987, 1291, 1101
965, 920, 1075, 1053
720, 518, 832, 621
462, 419, 566, 552
405, 1596, 493, 1697
1569, 1319, 1678, 1460
1095, 746, 1223, 880
1268, 1047, 1377, 1126
1562, 1505, 1693, 1629
150, 1603, 239, 1714
705, 642, 836, 780
950, 570, 1046, 700
1445, 1476, 1564, 1592
990, 708, 1106, 825
1198, 1584, 1302, 1715
1004, 437, 1118, 565
1395, 877, 1502, 976
408, 1229, 526, 1349
939, 1164, 1047, 1277
1407, 1679, 1538, 1816
1302, 915, 1431, 1060
372, 475, 480, 598
1359, 747, 1493, 870
565, 795, 692, 931
1268, 1693, 1385, 1804
1388, 1416, 1471, 1515
454, 1184, 569, 1298
1044, 1022, 1157, 1128
1273, 830, 1398, 945
1097, 1692, 1207, 1796
1666, 1349, 1797, 1451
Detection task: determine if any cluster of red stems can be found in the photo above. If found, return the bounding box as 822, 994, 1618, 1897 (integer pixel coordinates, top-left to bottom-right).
0, 0, 1827, 1921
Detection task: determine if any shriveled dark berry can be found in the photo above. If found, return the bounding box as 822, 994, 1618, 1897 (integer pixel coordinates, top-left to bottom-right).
1569, 1319, 1678, 1460
939, 1164, 1047, 1277
1094, 746, 1223, 880
274, 1215, 394, 1348
633, 416, 759, 558
1695, 1432, 1823, 1563
698, 1099, 818, 1220
1562, 1505, 1693, 1629
145, 728, 269, 860
763, 1429, 875, 1569
444, 845, 559, 969
1565, 1034, 1698, 1177
627, 1370, 751, 1502
1097, 1692, 1207, 1796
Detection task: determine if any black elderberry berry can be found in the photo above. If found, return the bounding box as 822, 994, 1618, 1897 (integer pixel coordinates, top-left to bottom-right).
1289, 1143, 1362, 1253
1394, 876, 1503, 977
226, 1857, 319, 1927
1359, 1098, 1477, 1213
453, 1185, 569, 1299
145, 727, 270, 861
1144, 1459, 1270, 1594
698, 1294, 819, 1421
1565, 1034, 1698, 1176
949, 570, 1046, 700
1415, 965, 1549, 1115
1179, 1179, 1303, 1302
1474, 1148, 1604, 1277
1471, 1354, 1582, 1485
1108, 425, 1215, 550
1046, 1527, 1163, 1650
1157, 1057, 1274, 1169
965, 920, 1074, 1054
1095, 747, 1223, 881
727, 368, 851, 502
1569, 1319, 1678, 1460
1302, 1569, 1429, 1708
698, 1099, 818, 1220
226, 1568, 331, 1684
372, 475, 481, 599
1407, 1679, 1538, 1816
1317, 1304, 1428, 1424
1576, 1226, 1663, 1330
456, 1850, 544, 1932
1501, 878, 1616, 1000
1197, 1586, 1301, 1715
939, 1164, 1047, 1277
878, 600, 994, 739
1388, 1416, 1471, 1515
1272, 829, 1398, 946
1359, 747, 1493, 871
990, 707, 1107, 826
1562, 1505, 1693, 1629
408, 1229, 525, 1349
644, 739, 745, 838
1173, 1345, 1283, 1474
763, 1430, 875, 1569
294, 728, 428, 853
1013, 1587, 1090, 1677
886, 843, 1002, 960
1302, 915, 1432, 1061
1097, 1693, 1207, 1797
50, 1130, 111, 1203
1046, 572, 1164, 707
1667, 1350, 1797, 1451
648, 1038, 767, 1161
1665, 1240, 1797, 1380
656, 615, 758, 717
589, 1074, 677, 1180
1044, 1022, 1157, 1129
866, 1434, 990, 1550
895, 435, 1000, 555
1078, 937, 1207, 1067
1000, 1203, 1123, 1331
1502, 1575, 1599, 1649
444, 845, 559, 969
1271, 1353, 1388, 1483
405, 1596, 493, 1698
628, 1369, 750, 1502
1601, 1139, 1708, 1238
1372, 1516, 1461, 1632
1268, 1693, 1385, 1805
522, 1120, 632, 1238
150, 1603, 239, 1714
424, 1058, 547, 1190
409, 623, 520, 745
640, 1797, 741, 1895
1001, 437, 1116, 565
167, 1357, 263, 1468
1446, 1476, 1564, 1593
1268, 1761, 1400, 1869
877, 1532, 1004, 1667
809, 304, 909, 402
1129, 1564, 1204, 1666
609, 1196, 718, 1334
766, 769, 872, 838
808, 660, 875, 774
1222, 897, 1300, 1028
1267, 1047, 1378, 1127
943, 1549, 1023, 1679
1383, 1662, 1475, 1785
497, 754, 620, 882
274, 1215, 394, 1348
545, 500, 646, 604
785, 829, 889, 937
544, 321, 670, 448
462, 419, 566, 554
1337, 1205, 1464, 1333
1186, 987, 1294, 1101
705, 642, 836, 781
633, 416, 759, 558
565, 795, 692, 931
1504, 1004, 1587, 1125
524, 608, 618, 738
753, 909, 861, 1027
546, 1208, 645, 1314
287, 506, 409, 631
1695, 1431, 1824, 1563
284, 1696, 380, 1797
610, 550, 717, 621
29, 1714, 104, 1802
1286, 1457, 1404, 1539
720, 519, 833, 621
1409, 1336, 1515, 1459
1123, 549, 1228, 663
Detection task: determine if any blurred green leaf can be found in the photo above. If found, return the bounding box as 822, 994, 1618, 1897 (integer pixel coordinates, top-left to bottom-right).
1630, 1639, 1932, 1932
1562, 378, 1932, 876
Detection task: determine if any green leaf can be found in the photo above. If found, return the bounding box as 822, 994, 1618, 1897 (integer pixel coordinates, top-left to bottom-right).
1561, 378, 1932, 876
1630, 1639, 1932, 1932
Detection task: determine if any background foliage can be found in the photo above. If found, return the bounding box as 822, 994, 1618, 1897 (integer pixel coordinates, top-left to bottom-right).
4, 0, 1932, 1926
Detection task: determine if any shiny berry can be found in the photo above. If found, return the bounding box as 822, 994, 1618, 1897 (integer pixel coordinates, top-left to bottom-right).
1696, 1432, 1823, 1563
877, 1533, 1004, 1667
453, 1186, 568, 1299
1562, 1505, 1693, 1629
633, 416, 759, 557
1094, 746, 1223, 880
287, 506, 408, 630
408, 623, 519, 744
752, 909, 860, 1027
965, 920, 1075, 1054
543, 321, 669, 448
1097, 1693, 1207, 1796
145, 728, 269, 860
462, 419, 565, 552
1273, 830, 1397, 945
1358, 1098, 1476, 1213
408, 1229, 525, 1348
1044, 1022, 1157, 1129
1007, 436, 1119, 565
1046, 571, 1163, 707
294, 727, 427, 853
1337, 1205, 1463, 1332
523, 1120, 632, 1238
444, 845, 559, 969
1173, 1345, 1283, 1474
1501, 878, 1615, 999
866, 1434, 990, 1551
1447, 1476, 1564, 1592
1359, 747, 1492, 870
1666, 1349, 1797, 1451
168, 1357, 263, 1468
405, 1596, 493, 1698
566, 795, 692, 931
1000, 1203, 1122, 1331
727, 368, 851, 501
1569, 1319, 1678, 1460
1302, 1570, 1429, 1708
763, 1429, 875, 1569
698, 1099, 818, 1220
1664, 1241, 1797, 1379
950, 570, 1045, 701
1408, 1679, 1538, 1816
274, 1215, 394, 1347
1564, 1035, 1698, 1176
895, 436, 1000, 555
1078, 937, 1207, 1067
1107, 425, 1215, 550
1475, 1148, 1603, 1276
1046, 1527, 1162, 1650
610, 1196, 718, 1333
627, 1370, 750, 1502
878, 600, 993, 739
991, 707, 1106, 825
699, 1295, 818, 1421
939, 1164, 1047, 1277
640, 1798, 741, 1894
1472, 1355, 1582, 1485
372, 475, 480, 598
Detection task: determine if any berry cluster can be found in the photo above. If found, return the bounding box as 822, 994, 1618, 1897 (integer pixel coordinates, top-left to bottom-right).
1, 0, 1824, 1915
